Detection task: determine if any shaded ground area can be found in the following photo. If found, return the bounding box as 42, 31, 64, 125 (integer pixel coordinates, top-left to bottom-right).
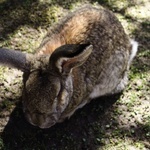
1, 94, 122, 150
0, 0, 150, 149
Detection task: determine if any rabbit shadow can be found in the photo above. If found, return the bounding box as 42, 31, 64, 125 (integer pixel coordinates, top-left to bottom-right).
1, 93, 122, 150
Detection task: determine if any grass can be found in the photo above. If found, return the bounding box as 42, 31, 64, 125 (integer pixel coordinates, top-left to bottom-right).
0, 0, 150, 149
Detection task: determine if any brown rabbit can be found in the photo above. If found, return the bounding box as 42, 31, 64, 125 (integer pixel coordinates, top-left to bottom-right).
0, 5, 138, 128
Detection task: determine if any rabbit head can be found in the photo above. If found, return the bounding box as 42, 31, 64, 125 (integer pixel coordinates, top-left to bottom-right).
0, 44, 92, 128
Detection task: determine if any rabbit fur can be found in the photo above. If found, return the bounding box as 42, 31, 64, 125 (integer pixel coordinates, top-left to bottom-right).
0, 5, 138, 128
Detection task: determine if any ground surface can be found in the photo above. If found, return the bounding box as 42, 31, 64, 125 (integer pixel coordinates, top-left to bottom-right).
0, 0, 150, 150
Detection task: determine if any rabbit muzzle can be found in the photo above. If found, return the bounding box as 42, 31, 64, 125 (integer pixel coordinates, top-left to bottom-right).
24, 109, 59, 128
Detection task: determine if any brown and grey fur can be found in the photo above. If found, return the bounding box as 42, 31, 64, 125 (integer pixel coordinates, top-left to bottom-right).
0, 5, 138, 128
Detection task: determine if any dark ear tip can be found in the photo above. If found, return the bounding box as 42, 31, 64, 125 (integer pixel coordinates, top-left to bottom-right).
86, 44, 93, 49
68, 44, 93, 57
78, 43, 90, 48
50, 44, 93, 61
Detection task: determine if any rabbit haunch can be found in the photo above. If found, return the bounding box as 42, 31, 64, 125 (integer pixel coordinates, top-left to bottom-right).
0, 5, 138, 128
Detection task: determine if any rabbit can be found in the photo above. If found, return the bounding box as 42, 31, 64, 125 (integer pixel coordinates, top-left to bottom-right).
0, 5, 138, 128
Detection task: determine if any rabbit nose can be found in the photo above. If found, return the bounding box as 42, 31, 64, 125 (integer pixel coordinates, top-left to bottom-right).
24, 111, 43, 127
29, 114, 47, 128
25, 112, 57, 128
39, 115, 58, 128
25, 112, 37, 126
39, 120, 56, 129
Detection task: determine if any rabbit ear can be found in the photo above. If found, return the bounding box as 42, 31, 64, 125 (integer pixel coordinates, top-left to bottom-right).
0, 48, 31, 72
49, 44, 93, 74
